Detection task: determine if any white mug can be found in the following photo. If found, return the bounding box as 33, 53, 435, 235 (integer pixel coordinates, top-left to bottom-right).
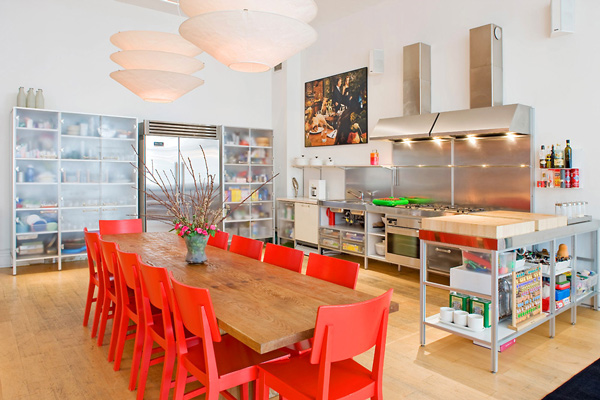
468, 314, 484, 331
454, 310, 469, 327
440, 307, 454, 323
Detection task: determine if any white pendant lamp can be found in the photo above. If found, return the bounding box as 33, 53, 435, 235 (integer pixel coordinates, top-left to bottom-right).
110, 31, 202, 56
110, 50, 204, 75
109, 31, 204, 102
179, 0, 317, 22
180, 10, 317, 73
110, 70, 204, 103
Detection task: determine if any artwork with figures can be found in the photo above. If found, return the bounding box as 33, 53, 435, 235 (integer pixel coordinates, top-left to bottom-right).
304, 67, 367, 147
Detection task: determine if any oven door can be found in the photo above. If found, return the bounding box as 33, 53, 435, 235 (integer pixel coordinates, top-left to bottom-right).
385, 226, 421, 269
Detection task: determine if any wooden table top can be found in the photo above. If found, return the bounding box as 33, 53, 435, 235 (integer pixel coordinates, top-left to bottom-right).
104, 232, 393, 354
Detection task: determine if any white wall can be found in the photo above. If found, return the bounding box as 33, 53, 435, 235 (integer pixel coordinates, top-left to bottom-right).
0, 0, 272, 267
275, 0, 600, 219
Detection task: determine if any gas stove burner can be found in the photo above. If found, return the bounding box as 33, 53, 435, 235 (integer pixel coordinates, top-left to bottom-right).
393, 203, 488, 215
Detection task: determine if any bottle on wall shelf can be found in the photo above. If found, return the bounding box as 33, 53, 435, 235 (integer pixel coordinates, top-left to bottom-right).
370, 149, 379, 165
35, 89, 44, 109
554, 143, 564, 168
539, 145, 546, 168
17, 87, 26, 107
565, 139, 572, 168
549, 145, 555, 168
26, 88, 35, 108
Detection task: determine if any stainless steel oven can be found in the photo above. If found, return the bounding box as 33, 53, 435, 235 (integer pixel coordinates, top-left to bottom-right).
385, 215, 421, 269
385, 214, 462, 273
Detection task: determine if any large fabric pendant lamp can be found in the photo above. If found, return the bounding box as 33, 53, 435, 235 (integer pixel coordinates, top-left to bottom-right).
109, 31, 204, 102
178, 0, 318, 73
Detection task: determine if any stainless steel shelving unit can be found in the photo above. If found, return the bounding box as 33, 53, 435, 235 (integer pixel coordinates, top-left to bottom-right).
419, 220, 600, 373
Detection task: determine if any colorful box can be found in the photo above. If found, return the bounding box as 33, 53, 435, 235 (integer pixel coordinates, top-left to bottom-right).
470, 297, 491, 328
449, 292, 470, 311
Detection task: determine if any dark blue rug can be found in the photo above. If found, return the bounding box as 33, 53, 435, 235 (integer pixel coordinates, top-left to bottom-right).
543, 358, 600, 399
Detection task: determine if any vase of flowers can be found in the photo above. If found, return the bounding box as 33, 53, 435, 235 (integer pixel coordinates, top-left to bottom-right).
137, 146, 275, 264
179, 226, 211, 264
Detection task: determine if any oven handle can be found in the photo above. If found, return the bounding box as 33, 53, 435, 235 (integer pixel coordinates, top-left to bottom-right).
386, 226, 419, 237
434, 247, 452, 254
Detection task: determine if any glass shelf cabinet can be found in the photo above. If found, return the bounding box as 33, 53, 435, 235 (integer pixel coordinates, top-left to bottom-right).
221, 126, 274, 241
10, 107, 138, 274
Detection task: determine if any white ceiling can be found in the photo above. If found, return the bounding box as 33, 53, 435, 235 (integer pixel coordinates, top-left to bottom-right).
115, 0, 389, 26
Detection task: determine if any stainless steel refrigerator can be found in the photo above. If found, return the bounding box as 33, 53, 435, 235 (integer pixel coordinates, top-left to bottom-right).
139, 121, 221, 232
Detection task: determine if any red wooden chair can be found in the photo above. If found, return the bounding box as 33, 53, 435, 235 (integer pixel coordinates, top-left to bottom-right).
207, 230, 229, 250
287, 253, 360, 356
83, 229, 105, 338
229, 235, 263, 261
114, 250, 147, 390
170, 274, 289, 400
257, 289, 394, 400
137, 262, 199, 400
263, 243, 304, 273
306, 253, 360, 289
97, 240, 120, 350
99, 218, 143, 235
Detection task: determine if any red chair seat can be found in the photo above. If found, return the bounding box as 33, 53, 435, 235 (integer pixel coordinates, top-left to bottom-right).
229, 235, 264, 260
184, 334, 288, 379
259, 354, 375, 399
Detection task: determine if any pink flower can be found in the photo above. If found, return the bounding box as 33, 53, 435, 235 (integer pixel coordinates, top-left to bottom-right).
175, 222, 181, 230
203, 229, 208, 235
179, 226, 189, 236
195, 228, 202, 234
209, 225, 216, 231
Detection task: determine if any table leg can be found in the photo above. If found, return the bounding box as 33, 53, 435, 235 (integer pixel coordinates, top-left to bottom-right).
420, 242, 427, 346
571, 235, 577, 325
491, 250, 499, 373
549, 240, 556, 338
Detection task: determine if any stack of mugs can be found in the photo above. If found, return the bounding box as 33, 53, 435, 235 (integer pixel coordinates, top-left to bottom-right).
439, 307, 485, 331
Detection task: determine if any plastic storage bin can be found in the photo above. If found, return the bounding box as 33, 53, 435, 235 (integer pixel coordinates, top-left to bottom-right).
462, 250, 516, 274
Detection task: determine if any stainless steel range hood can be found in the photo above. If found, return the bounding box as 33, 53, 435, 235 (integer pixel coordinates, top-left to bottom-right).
372, 24, 532, 141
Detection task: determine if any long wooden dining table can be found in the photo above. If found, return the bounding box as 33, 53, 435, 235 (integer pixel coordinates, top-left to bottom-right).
103, 232, 396, 354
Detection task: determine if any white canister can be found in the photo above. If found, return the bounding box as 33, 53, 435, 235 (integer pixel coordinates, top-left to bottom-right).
468, 314, 484, 331
439, 307, 454, 323
309, 156, 323, 166
294, 155, 308, 166
325, 157, 334, 166
453, 310, 469, 327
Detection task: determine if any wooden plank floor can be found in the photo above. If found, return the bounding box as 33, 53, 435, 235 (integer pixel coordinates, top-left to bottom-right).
1, 257, 599, 399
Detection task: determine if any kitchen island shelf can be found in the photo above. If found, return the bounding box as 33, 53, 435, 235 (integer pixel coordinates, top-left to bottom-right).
420, 219, 600, 373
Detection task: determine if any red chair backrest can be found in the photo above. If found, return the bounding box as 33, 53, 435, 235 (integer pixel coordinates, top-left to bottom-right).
99, 219, 143, 235
84, 228, 103, 280
116, 250, 142, 293
207, 230, 229, 250
263, 243, 304, 273
170, 275, 222, 343
306, 253, 359, 289
99, 240, 120, 277
310, 289, 393, 366
116, 249, 143, 313
229, 235, 263, 260
139, 262, 173, 312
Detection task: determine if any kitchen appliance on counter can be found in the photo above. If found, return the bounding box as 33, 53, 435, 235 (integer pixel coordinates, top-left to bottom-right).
308, 179, 326, 200
385, 203, 488, 273
140, 120, 221, 232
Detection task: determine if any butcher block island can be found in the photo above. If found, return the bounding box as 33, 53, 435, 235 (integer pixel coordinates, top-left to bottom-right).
421, 211, 567, 239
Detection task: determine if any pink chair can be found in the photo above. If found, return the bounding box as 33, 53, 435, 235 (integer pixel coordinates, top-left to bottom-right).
263, 243, 304, 273
99, 219, 143, 235
229, 235, 264, 261
306, 253, 360, 289
207, 230, 229, 250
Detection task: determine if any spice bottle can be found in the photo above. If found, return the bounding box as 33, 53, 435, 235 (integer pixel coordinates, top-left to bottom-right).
370, 149, 379, 165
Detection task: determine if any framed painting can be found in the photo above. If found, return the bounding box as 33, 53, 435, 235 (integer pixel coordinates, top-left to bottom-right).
304, 67, 367, 147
